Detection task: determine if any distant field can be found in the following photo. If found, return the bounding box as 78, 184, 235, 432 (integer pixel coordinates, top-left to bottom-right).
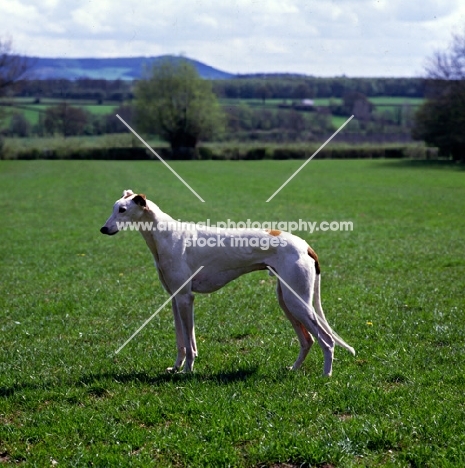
0, 159, 464, 466
369, 96, 424, 106
220, 97, 341, 108
2, 96, 423, 130
220, 96, 423, 109
2, 97, 122, 106
0, 99, 120, 126
219, 96, 423, 129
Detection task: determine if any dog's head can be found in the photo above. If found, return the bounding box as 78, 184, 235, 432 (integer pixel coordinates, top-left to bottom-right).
100, 189, 148, 236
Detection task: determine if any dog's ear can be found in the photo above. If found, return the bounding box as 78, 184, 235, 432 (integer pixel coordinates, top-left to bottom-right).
133, 194, 147, 207
123, 189, 134, 198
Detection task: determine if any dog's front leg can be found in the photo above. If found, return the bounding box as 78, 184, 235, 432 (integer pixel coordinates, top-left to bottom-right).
174, 292, 196, 372
166, 298, 186, 373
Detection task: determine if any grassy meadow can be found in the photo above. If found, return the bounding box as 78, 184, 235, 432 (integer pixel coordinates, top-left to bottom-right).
0, 159, 464, 466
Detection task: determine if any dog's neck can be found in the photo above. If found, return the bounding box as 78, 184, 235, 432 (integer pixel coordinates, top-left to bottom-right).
145, 199, 173, 223
137, 199, 174, 263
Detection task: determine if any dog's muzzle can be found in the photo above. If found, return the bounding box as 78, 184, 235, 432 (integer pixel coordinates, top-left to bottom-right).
100, 226, 118, 236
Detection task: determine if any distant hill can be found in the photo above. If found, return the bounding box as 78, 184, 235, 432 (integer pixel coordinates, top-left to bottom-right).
28, 55, 234, 81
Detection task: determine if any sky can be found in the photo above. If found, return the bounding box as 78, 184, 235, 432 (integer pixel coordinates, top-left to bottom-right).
1, 0, 464, 77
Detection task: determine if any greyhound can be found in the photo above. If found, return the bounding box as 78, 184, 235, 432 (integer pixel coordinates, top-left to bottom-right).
100, 190, 355, 376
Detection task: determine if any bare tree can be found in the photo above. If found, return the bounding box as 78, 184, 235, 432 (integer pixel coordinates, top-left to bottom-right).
44, 103, 89, 137
426, 32, 465, 80
0, 38, 31, 96
413, 30, 465, 161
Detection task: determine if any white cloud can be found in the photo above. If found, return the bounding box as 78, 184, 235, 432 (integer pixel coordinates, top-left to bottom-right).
71, 2, 115, 34
1, 0, 465, 75
390, 0, 458, 22
0, 0, 37, 17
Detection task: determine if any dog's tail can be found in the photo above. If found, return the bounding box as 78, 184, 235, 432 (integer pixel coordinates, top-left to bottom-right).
308, 247, 356, 356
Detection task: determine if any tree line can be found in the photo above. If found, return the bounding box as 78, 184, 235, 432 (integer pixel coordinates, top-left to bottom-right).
213, 76, 425, 100
14, 78, 132, 102
11, 75, 425, 102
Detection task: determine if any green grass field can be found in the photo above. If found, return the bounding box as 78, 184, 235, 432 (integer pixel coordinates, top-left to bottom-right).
1, 159, 464, 466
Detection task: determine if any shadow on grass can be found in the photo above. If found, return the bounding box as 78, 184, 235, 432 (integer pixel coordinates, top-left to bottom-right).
376, 159, 465, 170
78, 365, 260, 386
0, 366, 261, 397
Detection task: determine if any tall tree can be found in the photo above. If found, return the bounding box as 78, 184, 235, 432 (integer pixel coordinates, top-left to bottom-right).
134, 59, 225, 158
412, 31, 465, 161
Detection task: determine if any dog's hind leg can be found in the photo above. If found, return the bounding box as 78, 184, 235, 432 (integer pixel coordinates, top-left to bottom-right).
277, 277, 335, 376
277, 280, 314, 370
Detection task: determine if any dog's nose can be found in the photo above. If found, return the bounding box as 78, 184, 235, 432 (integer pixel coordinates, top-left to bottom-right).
100, 226, 109, 234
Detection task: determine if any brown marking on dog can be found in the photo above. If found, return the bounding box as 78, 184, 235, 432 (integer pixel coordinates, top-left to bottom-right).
265, 229, 282, 236
307, 246, 321, 275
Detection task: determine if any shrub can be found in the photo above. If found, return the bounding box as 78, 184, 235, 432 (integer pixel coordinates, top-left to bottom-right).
272, 148, 308, 160
244, 147, 269, 160
198, 146, 214, 160
9, 112, 31, 137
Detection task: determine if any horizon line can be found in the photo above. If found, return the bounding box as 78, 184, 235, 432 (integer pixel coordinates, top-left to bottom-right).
23, 55, 421, 80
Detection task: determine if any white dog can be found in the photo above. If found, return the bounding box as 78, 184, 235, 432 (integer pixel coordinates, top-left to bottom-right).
100, 190, 355, 376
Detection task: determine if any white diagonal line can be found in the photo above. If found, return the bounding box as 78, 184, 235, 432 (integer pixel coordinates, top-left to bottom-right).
116, 114, 205, 203
266, 115, 354, 202
114, 266, 204, 355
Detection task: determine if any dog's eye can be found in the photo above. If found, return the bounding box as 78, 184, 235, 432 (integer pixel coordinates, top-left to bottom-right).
118, 207, 127, 213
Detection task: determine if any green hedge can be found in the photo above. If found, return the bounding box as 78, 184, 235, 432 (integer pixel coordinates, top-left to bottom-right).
1, 144, 438, 161
4, 147, 168, 161
199, 146, 410, 161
